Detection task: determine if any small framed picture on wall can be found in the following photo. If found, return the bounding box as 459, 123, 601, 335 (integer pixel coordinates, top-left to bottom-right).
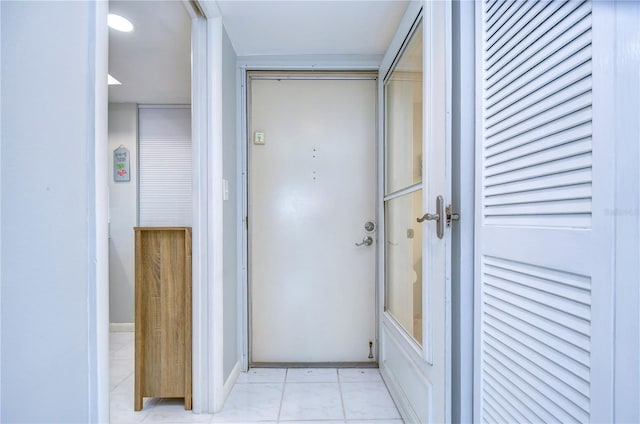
113, 145, 130, 182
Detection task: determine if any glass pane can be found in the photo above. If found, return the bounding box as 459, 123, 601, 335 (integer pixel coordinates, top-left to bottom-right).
385, 22, 423, 195
385, 190, 423, 345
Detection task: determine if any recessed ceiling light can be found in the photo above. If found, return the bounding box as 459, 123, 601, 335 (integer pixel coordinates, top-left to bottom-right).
108, 14, 133, 32
108, 74, 122, 86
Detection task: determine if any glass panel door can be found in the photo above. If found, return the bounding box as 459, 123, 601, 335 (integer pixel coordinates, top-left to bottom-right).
385, 190, 423, 344
384, 20, 424, 346
385, 24, 423, 195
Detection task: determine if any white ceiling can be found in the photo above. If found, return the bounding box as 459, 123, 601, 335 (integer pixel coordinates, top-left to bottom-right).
108, 0, 191, 104
108, 0, 409, 104
216, 1, 410, 57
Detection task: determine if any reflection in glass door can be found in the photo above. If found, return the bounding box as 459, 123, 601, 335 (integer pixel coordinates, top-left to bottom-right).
384, 21, 423, 346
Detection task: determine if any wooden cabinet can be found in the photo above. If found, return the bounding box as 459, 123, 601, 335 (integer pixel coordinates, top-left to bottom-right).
134, 227, 192, 411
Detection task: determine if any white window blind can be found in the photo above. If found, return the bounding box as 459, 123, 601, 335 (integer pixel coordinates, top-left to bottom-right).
138, 106, 192, 227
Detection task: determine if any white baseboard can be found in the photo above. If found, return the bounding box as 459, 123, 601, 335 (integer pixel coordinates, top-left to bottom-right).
223, 361, 241, 401
110, 322, 134, 333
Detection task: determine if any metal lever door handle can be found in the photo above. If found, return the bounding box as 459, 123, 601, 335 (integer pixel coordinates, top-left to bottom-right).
355, 236, 373, 247
417, 213, 439, 223
417, 195, 444, 239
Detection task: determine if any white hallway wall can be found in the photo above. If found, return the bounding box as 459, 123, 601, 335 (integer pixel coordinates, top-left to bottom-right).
222, 25, 239, 383
108, 104, 138, 324
1, 1, 108, 422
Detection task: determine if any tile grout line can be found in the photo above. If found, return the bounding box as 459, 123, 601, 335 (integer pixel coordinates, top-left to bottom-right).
336, 369, 348, 423
276, 368, 288, 423
110, 370, 135, 394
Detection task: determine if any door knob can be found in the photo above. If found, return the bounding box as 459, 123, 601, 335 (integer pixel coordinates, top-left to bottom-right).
355, 236, 373, 247
417, 195, 444, 239
364, 221, 376, 232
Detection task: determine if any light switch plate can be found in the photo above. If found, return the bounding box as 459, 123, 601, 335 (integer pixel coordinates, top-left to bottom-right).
254, 131, 265, 145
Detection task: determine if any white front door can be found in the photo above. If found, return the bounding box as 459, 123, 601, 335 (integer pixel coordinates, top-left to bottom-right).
249, 74, 377, 364
379, 3, 451, 423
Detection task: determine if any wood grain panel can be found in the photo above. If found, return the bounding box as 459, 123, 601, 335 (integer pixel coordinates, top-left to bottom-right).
134, 227, 192, 410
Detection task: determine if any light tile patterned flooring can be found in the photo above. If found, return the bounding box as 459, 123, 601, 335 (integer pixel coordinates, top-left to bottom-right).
110, 332, 404, 423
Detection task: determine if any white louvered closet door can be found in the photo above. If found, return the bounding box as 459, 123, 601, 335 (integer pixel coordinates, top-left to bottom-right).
138, 106, 192, 227
474, 1, 614, 423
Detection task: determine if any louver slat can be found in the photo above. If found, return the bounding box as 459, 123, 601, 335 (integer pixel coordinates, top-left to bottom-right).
486, 1, 515, 32
484, 185, 592, 211
139, 108, 193, 227
484, 167, 591, 199
481, 255, 592, 423
485, 331, 590, 414
486, 2, 590, 89
486, 74, 591, 135
484, 153, 591, 187
485, 136, 591, 177
484, 369, 553, 422
484, 357, 569, 422
484, 347, 587, 423
485, 108, 591, 158
486, 1, 538, 45
485, 1, 570, 71
482, 0, 592, 228
484, 303, 591, 370
484, 318, 590, 397
483, 279, 591, 337
486, 1, 528, 44
485, 101, 592, 161
486, 92, 591, 147
485, 0, 503, 18
483, 381, 527, 422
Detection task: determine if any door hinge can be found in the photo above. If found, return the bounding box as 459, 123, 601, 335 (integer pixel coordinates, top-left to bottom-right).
446, 204, 460, 227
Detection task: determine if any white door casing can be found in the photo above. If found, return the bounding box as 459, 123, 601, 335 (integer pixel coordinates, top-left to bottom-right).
474, 1, 614, 422
379, 2, 452, 423
249, 75, 377, 364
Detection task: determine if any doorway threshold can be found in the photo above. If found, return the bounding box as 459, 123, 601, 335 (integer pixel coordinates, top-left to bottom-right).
251, 362, 379, 368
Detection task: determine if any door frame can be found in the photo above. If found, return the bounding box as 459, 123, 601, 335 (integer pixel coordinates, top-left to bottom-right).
239, 67, 381, 370
189, 1, 226, 413
240, 69, 380, 366
451, 1, 476, 422
92, 1, 110, 421
181, 0, 473, 418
